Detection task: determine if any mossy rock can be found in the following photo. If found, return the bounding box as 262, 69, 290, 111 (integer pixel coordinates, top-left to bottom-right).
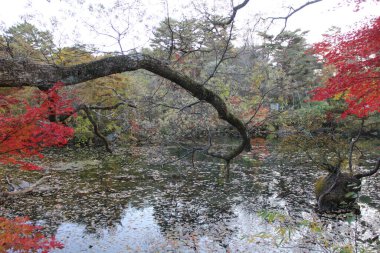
315, 173, 361, 212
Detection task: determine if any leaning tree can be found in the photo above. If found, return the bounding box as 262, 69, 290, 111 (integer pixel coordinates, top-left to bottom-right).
0, 0, 262, 181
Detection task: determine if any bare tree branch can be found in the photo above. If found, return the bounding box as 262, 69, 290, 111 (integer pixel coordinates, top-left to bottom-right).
265, 0, 323, 34
355, 158, 380, 179
163, 0, 175, 61
81, 104, 113, 153
202, 20, 236, 85
213, 0, 250, 26
245, 87, 277, 126
297, 142, 338, 173
180, 100, 201, 111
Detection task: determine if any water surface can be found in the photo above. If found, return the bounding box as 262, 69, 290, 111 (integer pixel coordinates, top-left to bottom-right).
1, 139, 379, 252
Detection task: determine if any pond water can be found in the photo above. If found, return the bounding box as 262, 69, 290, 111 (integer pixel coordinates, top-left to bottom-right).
1, 138, 379, 252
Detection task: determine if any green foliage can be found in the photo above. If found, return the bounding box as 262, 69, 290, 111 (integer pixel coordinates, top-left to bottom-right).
358, 195, 372, 204
256, 30, 321, 108
214, 79, 231, 100
258, 210, 286, 223
71, 115, 94, 145
345, 213, 356, 224
53, 45, 95, 66
315, 176, 327, 197
254, 210, 371, 252
338, 245, 354, 253
1, 22, 55, 62
151, 17, 234, 61
344, 191, 358, 199
298, 220, 323, 233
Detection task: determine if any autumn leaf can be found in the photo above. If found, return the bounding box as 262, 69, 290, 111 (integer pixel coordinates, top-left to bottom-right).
0, 216, 64, 252
310, 16, 380, 118
0, 83, 75, 170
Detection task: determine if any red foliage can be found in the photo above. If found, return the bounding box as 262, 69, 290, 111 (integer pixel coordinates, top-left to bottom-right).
0, 216, 63, 252
229, 96, 243, 106
0, 83, 74, 170
243, 106, 270, 127
129, 119, 141, 132
310, 16, 380, 118
250, 137, 270, 160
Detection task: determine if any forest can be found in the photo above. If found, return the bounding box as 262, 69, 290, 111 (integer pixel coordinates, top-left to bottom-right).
0, 0, 379, 252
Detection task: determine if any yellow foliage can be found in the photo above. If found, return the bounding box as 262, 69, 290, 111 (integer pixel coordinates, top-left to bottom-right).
314, 176, 326, 197
54, 47, 94, 66
332, 91, 344, 100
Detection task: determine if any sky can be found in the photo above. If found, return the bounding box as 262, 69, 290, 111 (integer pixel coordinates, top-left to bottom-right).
0, 0, 379, 51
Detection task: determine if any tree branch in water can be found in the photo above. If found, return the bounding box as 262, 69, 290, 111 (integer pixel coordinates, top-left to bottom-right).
2, 176, 51, 197
355, 158, 380, 179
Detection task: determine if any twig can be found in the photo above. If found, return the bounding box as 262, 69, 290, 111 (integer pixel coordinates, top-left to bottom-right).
212, 0, 250, 26
82, 105, 113, 153
103, 85, 137, 108
265, 0, 323, 35
202, 20, 235, 85
245, 87, 277, 126
164, 0, 175, 61
180, 100, 201, 111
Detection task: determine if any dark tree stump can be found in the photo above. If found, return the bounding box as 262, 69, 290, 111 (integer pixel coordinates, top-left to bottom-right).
315, 172, 361, 212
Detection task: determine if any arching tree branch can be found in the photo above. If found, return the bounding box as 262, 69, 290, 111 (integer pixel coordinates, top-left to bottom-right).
355, 158, 380, 179
213, 0, 250, 26
0, 54, 251, 162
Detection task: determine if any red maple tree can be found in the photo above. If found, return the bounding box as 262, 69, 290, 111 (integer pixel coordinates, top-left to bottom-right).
0, 83, 75, 170
310, 16, 380, 118
0, 83, 72, 252
0, 217, 64, 252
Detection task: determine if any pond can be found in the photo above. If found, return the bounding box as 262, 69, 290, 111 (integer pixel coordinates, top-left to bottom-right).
1, 138, 379, 252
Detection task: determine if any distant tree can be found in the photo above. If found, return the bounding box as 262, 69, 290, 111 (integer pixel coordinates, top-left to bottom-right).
151, 17, 234, 63
258, 30, 320, 108
0, 22, 55, 62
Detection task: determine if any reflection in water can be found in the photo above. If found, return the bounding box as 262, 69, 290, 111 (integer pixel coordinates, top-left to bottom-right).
55, 207, 166, 252
53, 204, 295, 252
0, 140, 379, 252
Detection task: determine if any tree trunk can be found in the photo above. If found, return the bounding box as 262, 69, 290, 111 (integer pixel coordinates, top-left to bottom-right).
315, 172, 361, 212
